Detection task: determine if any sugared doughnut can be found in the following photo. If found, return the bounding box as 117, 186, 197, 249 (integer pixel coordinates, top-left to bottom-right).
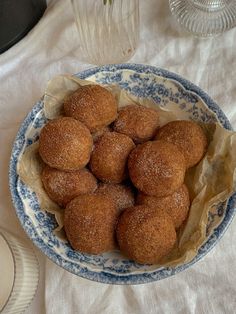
116, 205, 176, 264
64, 84, 118, 133
113, 105, 159, 143
64, 194, 118, 254
41, 166, 97, 207
95, 183, 135, 214
155, 120, 207, 168
128, 140, 186, 197
137, 184, 190, 229
90, 132, 135, 183
39, 117, 93, 171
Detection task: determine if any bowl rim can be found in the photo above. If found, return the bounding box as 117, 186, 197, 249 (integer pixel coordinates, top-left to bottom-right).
9, 63, 236, 285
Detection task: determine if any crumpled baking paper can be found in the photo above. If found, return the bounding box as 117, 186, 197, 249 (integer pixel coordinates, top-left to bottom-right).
17, 75, 236, 267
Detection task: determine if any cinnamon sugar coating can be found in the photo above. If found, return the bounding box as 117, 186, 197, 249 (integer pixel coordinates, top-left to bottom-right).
64, 85, 118, 133
137, 184, 190, 229
128, 140, 186, 197
116, 205, 176, 264
95, 183, 135, 214
114, 104, 159, 143
90, 132, 135, 183
39, 117, 93, 171
64, 194, 118, 254
41, 166, 97, 207
155, 120, 207, 168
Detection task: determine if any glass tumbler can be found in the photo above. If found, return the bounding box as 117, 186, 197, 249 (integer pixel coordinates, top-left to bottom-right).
70, 0, 139, 64
169, 0, 236, 37
0, 228, 39, 314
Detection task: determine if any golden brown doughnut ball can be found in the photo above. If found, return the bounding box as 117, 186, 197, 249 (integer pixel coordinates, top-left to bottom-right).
64, 84, 118, 133
137, 184, 190, 229
113, 105, 160, 143
95, 183, 135, 214
39, 117, 93, 171
64, 194, 118, 254
128, 140, 186, 197
41, 166, 97, 207
90, 132, 135, 183
155, 120, 208, 168
116, 205, 176, 264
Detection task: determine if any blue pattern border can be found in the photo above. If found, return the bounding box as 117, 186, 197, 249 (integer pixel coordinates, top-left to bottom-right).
9, 64, 236, 284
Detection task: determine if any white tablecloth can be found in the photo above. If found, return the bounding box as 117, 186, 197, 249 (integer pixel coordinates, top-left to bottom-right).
0, 1, 236, 313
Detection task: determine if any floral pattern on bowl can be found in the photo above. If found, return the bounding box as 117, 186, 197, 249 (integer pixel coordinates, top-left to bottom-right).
9, 64, 236, 284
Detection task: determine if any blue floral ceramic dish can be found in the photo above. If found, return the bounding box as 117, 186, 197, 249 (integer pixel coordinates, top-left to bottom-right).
9, 64, 236, 284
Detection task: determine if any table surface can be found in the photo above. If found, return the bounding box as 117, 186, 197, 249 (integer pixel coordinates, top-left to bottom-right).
0, 0, 236, 313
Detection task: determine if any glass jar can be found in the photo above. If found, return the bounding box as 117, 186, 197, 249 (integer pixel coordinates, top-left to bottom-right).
0, 229, 39, 314
169, 0, 236, 37
70, 0, 139, 64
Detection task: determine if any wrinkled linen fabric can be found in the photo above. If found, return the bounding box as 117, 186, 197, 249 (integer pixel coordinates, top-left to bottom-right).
0, 1, 235, 313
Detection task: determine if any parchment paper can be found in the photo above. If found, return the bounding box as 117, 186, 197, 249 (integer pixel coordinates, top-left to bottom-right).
17, 75, 236, 267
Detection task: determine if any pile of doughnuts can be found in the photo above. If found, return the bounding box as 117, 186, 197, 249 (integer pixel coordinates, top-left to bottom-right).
39, 84, 208, 264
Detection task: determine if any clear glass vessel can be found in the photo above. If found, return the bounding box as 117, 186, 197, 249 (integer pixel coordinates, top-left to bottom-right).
70, 0, 139, 64
169, 0, 236, 37
0, 229, 39, 314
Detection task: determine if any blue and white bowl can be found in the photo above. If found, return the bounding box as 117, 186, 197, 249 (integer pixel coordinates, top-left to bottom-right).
9, 64, 236, 284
